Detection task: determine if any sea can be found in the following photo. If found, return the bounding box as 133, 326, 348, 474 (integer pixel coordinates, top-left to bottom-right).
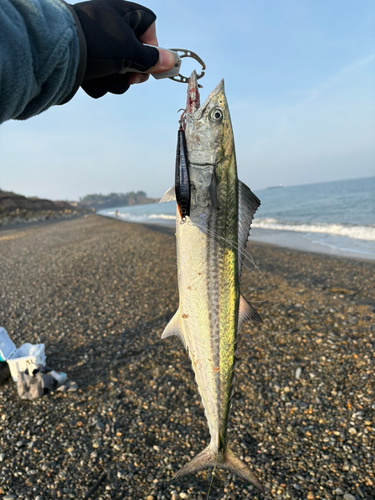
99, 177, 375, 261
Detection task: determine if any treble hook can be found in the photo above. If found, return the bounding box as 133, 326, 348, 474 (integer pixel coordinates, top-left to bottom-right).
178, 108, 186, 130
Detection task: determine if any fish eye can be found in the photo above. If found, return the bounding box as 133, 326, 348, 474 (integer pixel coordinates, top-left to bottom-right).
211, 108, 223, 121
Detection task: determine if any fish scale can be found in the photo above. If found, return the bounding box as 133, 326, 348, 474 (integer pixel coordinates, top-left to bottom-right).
159, 71, 263, 491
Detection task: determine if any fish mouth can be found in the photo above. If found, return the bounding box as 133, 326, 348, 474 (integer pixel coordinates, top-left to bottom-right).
186, 71, 200, 115
186, 71, 224, 118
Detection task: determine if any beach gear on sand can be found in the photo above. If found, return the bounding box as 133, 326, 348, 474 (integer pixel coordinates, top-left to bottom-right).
0, 362, 10, 385
17, 366, 56, 400
17, 365, 76, 399
0, 327, 77, 398
0, 327, 46, 382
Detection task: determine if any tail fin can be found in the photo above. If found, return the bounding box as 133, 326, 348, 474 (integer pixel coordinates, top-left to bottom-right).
223, 449, 264, 492
174, 446, 213, 480
174, 445, 264, 493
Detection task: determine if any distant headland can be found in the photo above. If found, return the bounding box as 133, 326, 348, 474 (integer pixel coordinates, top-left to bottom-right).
77, 191, 158, 211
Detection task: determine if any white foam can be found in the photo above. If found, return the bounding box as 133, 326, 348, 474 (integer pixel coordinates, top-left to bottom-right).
253, 218, 375, 242
101, 211, 175, 224
149, 214, 175, 220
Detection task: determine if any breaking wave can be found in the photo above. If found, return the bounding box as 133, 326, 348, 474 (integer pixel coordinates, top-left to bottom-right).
149, 214, 175, 220
252, 218, 375, 242
104, 209, 175, 224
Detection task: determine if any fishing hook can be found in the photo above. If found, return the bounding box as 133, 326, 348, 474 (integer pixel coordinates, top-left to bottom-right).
178, 109, 186, 130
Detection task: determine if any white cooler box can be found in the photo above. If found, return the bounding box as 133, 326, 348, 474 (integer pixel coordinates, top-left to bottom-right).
0, 327, 46, 382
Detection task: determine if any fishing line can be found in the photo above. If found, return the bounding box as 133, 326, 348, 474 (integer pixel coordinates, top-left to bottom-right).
187, 220, 262, 276
190, 221, 269, 299
206, 453, 219, 500
186, 220, 269, 301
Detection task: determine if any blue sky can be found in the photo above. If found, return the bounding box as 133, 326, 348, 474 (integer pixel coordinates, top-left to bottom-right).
1, 0, 374, 200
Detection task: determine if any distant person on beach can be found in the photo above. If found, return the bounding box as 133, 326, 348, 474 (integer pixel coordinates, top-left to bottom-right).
0, 0, 175, 124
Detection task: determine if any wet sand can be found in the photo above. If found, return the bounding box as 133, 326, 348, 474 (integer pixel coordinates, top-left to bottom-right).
0, 214, 374, 500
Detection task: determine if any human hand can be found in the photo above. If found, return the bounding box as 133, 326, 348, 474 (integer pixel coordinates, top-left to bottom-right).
69, 0, 175, 98
126, 22, 175, 86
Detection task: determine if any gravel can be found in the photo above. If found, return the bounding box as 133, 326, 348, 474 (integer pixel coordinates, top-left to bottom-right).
0, 209, 83, 227
0, 214, 374, 499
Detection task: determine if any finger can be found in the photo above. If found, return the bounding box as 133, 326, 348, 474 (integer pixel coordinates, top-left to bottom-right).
122, 32, 159, 72
120, 4, 157, 38
139, 22, 158, 47
147, 49, 176, 74
81, 74, 130, 99
106, 73, 131, 94
128, 73, 150, 85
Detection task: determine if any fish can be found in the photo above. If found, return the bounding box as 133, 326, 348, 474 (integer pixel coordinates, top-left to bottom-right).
160, 71, 263, 490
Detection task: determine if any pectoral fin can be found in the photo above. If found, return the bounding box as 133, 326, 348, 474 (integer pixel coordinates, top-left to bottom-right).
159, 186, 176, 203
238, 295, 262, 330
161, 309, 186, 348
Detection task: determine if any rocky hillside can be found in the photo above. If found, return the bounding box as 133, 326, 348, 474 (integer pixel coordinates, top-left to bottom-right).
0, 190, 73, 212
0, 190, 85, 226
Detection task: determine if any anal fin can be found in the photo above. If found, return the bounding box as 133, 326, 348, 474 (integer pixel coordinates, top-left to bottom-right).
161, 309, 186, 348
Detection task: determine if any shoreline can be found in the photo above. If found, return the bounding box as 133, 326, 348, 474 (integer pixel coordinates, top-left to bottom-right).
4, 211, 374, 264
0, 215, 374, 499
250, 227, 375, 262
99, 213, 375, 264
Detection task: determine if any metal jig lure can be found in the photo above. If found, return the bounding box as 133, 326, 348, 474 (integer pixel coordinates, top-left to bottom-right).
175, 110, 190, 221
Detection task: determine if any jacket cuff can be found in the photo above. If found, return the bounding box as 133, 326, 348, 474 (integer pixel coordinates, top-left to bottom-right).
59, 1, 87, 104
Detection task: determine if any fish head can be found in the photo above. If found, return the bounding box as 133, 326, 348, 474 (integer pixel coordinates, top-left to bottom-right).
185, 71, 234, 167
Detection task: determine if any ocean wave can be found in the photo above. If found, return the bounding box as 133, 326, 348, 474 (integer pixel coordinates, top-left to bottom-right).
102, 211, 175, 223
149, 214, 175, 220
253, 218, 375, 242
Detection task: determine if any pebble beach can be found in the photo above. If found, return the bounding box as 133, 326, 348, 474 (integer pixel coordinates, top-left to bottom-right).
0, 214, 374, 500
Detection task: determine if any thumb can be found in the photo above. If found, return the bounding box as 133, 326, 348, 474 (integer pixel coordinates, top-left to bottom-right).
147, 48, 176, 74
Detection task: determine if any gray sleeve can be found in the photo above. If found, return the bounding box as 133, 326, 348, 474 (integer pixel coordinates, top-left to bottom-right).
0, 0, 85, 124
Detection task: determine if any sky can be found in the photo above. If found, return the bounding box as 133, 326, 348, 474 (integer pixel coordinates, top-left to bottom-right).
0, 0, 374, 201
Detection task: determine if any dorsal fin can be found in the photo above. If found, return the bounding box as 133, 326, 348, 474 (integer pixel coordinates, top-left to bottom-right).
238, 180, 260, 278
161, 309, 186, 348
238, 295, 262, 331
159, 186, 176, 203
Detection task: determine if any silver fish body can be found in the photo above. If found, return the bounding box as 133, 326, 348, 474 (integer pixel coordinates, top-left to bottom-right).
160, 71, 262, 489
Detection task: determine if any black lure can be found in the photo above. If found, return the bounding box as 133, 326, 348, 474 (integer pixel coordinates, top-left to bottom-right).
175, 123, 190, 220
